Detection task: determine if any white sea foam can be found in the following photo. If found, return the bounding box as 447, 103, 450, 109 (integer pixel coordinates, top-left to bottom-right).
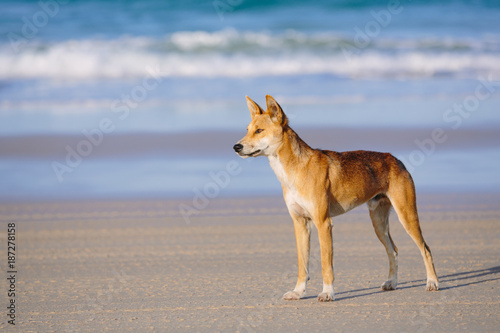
0, 30, 499, 80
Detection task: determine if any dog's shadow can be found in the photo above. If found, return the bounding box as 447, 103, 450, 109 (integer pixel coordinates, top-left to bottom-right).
319, 266, 500, 302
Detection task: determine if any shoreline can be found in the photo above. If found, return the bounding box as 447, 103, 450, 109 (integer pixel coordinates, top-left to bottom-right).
2, 191, 500, 210
1, 126, 499, 202
1, 127, 499, 159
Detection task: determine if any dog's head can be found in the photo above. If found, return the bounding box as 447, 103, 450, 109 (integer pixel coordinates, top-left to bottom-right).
233, 95, 288, 158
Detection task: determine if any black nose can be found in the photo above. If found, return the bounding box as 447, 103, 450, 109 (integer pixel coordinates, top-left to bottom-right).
233, 144, 243, 153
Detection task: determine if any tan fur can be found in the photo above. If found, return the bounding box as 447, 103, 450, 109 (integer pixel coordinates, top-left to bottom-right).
233, 95, 439, 302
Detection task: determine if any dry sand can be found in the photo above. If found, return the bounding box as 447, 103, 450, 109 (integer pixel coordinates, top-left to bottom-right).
0, 193, 499, 332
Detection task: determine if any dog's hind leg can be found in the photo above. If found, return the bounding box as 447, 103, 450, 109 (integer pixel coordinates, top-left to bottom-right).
368, 195, 398, 290
388, 174, 439, 291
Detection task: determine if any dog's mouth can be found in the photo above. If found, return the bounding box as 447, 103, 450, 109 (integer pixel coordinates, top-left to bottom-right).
234, 143, 269, 158
244, 149, 261, 157
241, 146, 268, 157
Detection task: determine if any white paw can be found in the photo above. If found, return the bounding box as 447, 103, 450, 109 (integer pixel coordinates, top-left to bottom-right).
283, 290, 302, 300
381, 279, 397, 291
426, 279, 439, 291
317, 292, 334, 302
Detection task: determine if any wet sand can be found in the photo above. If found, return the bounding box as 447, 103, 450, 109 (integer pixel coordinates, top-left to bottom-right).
2, 127, 499, 159
0, 193, 499, 332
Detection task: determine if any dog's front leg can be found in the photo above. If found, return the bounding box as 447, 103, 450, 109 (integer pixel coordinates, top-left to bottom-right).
316, 217, 334, 302
283, 215, 311, 300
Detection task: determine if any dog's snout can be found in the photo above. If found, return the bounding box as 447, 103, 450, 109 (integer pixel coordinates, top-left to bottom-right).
233, 144, 243, 153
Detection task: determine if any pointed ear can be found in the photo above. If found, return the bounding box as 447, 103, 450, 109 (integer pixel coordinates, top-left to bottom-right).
246, 96, 264, 119
265, 95, 287, 125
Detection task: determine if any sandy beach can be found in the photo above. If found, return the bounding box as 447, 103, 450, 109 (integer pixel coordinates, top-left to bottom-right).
1, 193, 498, 332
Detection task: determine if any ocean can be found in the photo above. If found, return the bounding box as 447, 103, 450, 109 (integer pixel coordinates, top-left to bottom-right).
0, 0, 499, 202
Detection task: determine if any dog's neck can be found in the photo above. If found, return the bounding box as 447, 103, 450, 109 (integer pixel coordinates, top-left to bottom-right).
267, 126, 313, 187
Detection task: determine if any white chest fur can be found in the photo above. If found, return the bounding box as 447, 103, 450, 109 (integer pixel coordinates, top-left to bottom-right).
268, 155, 312, 219
268, 154, 288, 185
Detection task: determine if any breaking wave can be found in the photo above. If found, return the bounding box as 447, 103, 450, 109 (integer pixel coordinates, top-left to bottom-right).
1, 29, 499, 80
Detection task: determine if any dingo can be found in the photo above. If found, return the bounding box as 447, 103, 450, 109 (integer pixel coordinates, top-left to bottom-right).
233, 95, 439, 302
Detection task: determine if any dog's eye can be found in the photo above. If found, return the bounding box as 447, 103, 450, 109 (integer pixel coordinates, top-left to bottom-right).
255, 129, 264, 134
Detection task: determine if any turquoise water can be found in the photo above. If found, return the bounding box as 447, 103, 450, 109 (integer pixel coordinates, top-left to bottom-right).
0, 0, 499, 201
